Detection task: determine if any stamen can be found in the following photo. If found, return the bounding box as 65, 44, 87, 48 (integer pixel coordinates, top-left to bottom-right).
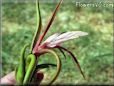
56, 46, 86, 79
58, 48, 67, 60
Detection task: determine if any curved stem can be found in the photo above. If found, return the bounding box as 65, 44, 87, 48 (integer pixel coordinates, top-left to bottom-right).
23, 54, 37, 84
40, 49, 61, 85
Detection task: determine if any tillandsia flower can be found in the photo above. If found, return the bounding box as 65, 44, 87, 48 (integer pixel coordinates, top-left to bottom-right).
32, 0, 88, 80
33, 31, 88, 53
33, 31, 88, 80
33, 32, 88, 78
15, 0, 88, 85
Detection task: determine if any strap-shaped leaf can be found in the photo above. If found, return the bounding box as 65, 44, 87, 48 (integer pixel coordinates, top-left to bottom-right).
30, 0, 42, 53
16, 44, 29, 84
23, 54, 36, 84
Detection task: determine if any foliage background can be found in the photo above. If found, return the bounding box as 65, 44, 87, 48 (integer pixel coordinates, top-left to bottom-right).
2, 1, 113, 84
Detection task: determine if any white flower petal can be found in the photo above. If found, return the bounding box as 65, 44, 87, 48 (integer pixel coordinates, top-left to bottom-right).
44, 33, 60, 43
43, 31, 88, 48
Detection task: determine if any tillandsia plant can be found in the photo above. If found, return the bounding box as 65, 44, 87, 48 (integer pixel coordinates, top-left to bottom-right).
15, 0, 88, 85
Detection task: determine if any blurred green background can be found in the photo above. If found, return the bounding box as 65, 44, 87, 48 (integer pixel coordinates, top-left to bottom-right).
2, 1, 113, 85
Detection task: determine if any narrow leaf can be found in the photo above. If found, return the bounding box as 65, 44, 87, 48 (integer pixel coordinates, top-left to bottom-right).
37, 0, 63, 46
36, 63, 56, 69
30, 0, 42, 53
